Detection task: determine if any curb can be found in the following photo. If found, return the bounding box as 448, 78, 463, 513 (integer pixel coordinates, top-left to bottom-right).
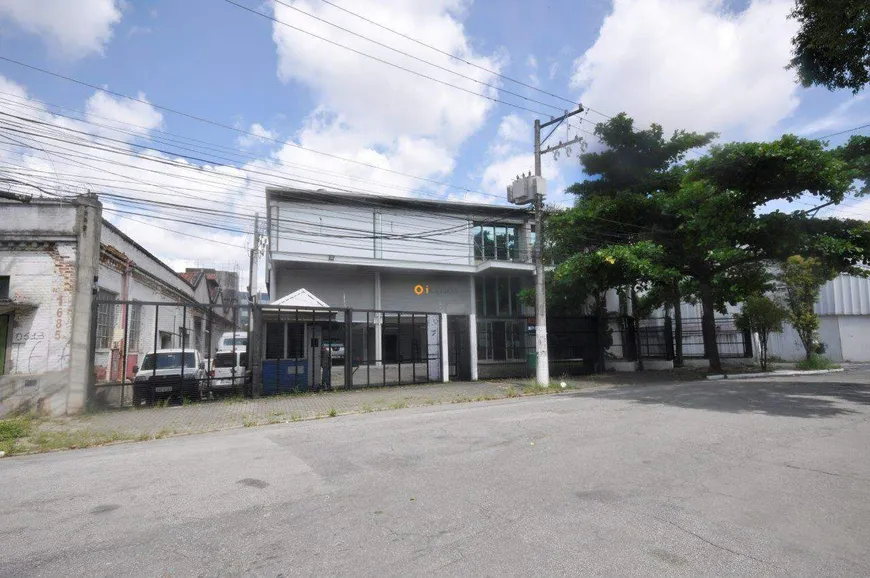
707, 368, 845, 380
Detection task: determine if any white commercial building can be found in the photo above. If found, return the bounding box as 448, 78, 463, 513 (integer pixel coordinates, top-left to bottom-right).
768, 274, 870, 362
264, 188, 540, 383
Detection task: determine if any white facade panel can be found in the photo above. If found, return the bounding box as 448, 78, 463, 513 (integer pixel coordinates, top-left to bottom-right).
837, 316, 870, 362
817, 274, 870, 316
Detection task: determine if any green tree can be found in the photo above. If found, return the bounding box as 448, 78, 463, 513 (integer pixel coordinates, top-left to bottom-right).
788, 0, 870, 93
552, 114, 870, 374
779, 255, 836, 361
734, 295, 788, 372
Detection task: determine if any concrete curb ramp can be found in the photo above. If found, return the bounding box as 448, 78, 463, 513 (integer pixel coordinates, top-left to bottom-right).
707, 368, 845, 380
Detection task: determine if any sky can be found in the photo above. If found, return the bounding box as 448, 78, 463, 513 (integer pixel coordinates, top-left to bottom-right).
0, 0, 868, 294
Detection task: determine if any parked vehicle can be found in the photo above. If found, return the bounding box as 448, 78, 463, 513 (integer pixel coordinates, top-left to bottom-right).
217, 331, 247, 352
132, 349, 206, 405
322, 340, 345, 360
210, 349, 248, 392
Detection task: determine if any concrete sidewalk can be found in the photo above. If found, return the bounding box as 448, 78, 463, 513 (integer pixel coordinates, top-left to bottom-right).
10, 369, 706, 453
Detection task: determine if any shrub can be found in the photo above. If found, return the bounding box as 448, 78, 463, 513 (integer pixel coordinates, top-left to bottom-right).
796, 354, 838, 371
734, 294, 787, 372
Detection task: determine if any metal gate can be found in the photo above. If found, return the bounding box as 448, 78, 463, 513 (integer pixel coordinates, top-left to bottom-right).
256, 306, 444, 394
89, 298, 246, 409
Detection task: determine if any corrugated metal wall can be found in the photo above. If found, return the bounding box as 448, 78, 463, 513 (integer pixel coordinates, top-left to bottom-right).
816, 274, 870, 316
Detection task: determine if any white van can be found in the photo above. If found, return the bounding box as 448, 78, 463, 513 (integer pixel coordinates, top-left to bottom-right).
210, 349, 248, 391
216, 331, 247, 352
133, 349, 206, 405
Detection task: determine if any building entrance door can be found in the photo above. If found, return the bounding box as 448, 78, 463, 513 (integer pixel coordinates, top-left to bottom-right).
447, 315, 471, 381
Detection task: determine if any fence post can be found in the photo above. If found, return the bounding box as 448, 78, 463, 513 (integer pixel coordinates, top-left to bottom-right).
344, 309, 352, 389
250, 304, 262, 398
664, 315, 675, 361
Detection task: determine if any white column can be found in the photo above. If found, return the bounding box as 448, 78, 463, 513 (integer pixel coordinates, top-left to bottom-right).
374, 272, 382, 366
469, 275, 478, 380
469, 314, 479, 381
440, 313, 449, 383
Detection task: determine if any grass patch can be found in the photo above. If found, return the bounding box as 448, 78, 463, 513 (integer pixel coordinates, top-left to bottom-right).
389, 399, 408, 410
27, 429, 135, 452
452, 395, 473, 404
796, 354, 839, 371
360, 403, 374, 413
154, 427, 175, 439
242, 417, 257, 427
0, 414, 38, 455
328, 407, 338, 418
290, 412, 303, 422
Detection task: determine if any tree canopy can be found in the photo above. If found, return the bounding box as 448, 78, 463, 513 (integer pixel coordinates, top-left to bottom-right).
549, 113, 870, 373
788, 0, 870, 93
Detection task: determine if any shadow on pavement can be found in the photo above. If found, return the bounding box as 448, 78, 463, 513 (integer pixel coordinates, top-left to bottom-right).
573, 378, 870, 418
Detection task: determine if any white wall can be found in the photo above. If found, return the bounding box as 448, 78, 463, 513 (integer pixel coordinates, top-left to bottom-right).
270, 198, 530, 267
1, 242, 78, 376
837, 316, 870, 362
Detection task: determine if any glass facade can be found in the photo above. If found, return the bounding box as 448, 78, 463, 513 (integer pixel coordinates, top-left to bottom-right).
474, 276, 524, 318
473, 223, 521, 261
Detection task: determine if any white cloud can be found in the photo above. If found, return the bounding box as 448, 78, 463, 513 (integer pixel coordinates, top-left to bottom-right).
0, 0, 122, 58
548, 61, 559, 80
237, 123, 278, 148
571, 0, 800, 139
497, 114, 528, 143
526, 54, 538, 69
85, 91, 163, 139
270, 0, 504, 197
0, 75, 254, 285
127, 25, 152, 37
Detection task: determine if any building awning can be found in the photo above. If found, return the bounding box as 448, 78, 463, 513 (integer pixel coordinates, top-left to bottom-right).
269, 288, 330, 308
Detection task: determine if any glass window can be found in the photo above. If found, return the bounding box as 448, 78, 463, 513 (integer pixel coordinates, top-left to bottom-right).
495, 227, 507, 260
475, 277, 484, 317
141, 351, 196, 370
0, 276, 9, 300
473, 225, 483, 259
510, 277, 522, 316
507, 227, 517, 260
127, 302, 141, 352
497, 277, 510, 316
265, 322, 284, 359
473, 223, 521, 261
213, 352, 236, 368
483, 226, 495, 259
95, 289, 117, 349
485, 277, 497, 318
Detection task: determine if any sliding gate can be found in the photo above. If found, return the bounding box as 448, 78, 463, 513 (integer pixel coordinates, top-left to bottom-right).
257, 306, 444, 395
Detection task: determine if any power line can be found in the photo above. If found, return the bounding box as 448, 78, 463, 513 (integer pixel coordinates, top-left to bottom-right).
220, 0, 554, 117
0, 55, 507, 198
816, 122, 870, 140
313, 0, 612, 120
264, 0, 568, 114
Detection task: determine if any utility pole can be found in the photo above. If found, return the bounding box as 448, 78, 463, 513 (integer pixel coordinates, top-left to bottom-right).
531, 106, 584, 387
533, 119, 549, 387
248, 213, 262, 398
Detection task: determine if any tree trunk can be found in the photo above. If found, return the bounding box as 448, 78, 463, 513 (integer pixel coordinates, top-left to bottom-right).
759, 334, 768, 372
672, 280, 683, 368
699, 279, 722, 374
631, 286, 643, 371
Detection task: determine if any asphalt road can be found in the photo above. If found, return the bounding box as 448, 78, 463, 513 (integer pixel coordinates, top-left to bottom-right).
2, 371, 870, 577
